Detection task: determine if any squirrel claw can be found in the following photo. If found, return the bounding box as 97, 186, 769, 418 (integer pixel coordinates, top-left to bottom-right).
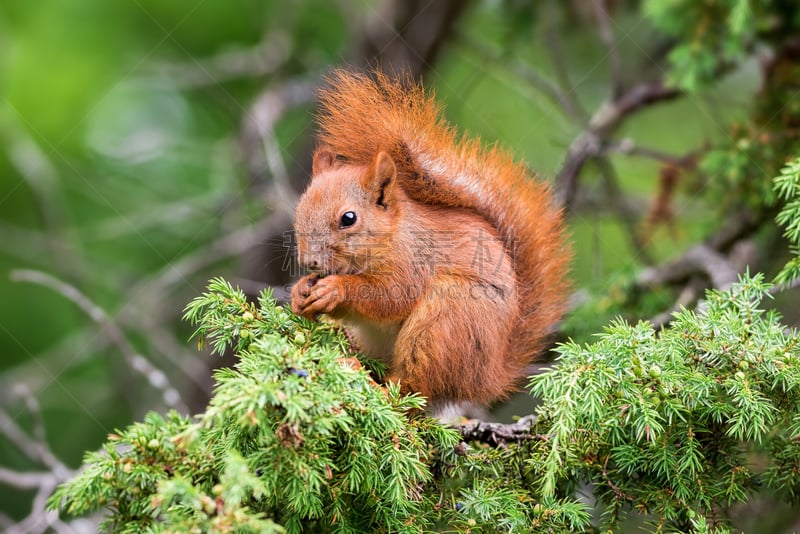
292, 275, 343, 319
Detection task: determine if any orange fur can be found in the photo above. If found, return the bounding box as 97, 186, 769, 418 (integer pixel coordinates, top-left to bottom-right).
291, 70, 570, 406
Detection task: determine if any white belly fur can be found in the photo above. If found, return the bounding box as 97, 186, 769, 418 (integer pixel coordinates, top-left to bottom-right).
338, 315, 402, 363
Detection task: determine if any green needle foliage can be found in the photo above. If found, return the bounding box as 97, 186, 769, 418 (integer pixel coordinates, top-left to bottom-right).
48, 272, 800, 533
47, 278, 591, 533
774, 157, 800, 286
530, 272, 800, 532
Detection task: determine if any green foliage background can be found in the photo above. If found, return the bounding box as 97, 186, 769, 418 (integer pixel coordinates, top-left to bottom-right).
2, 0, 800, 531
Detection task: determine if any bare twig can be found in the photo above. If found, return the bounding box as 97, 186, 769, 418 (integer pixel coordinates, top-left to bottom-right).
0, 409, 68, 476
146, 31, 293, 89
640, 224, 764, 329
358, 0, 469, 79
556, 81, 681, 211
83, 192, 223, 241
240, 78, 320, 192
649, 276, 707, 330
9, 269, 188, 413
546, 0, 682, 214
607, 138, 699, 166
637, 208, 765, 295
0, 221, 53, 265
0, 400, 81, 534
138, 323, 213, 394
258, 120, 302, 218
0, 468, 58, 490
238, 78, 318, 289
638, 244, 740, 292
13, 384, 46, 444
455, 415, 546, 447
6, 487, 77, 534
127, 212, 294, 301
556, 130, 603, 211
707, 210, 763, 251
605, 81, 681, 130
770, 276, 800, 295
602, 453, 636, 502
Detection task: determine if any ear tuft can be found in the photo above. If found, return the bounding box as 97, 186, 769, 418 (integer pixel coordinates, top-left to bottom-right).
371, 152, 397, 208
312, 146, 337, 176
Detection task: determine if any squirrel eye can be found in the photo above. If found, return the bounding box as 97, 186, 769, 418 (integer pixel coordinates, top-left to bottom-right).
339, 211, 357, 228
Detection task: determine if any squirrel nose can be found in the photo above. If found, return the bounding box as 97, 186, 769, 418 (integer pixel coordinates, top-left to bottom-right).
296, 238, 325, 271
298, 252, 323, 272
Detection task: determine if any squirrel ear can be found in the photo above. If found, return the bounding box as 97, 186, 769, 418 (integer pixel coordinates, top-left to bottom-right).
364, 151, 397, 208
312, 146, 337, 176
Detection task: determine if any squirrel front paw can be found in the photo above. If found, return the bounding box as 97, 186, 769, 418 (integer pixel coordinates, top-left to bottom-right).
291, 275, 345, 319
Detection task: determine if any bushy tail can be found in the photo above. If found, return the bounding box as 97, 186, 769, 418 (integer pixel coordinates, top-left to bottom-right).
316, 69, 570, 376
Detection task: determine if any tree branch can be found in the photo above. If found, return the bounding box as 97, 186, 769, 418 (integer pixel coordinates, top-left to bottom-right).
638, 244, 741, 292
12, 384, 46, 445
607, 138, 701, 166
126, 212, 294, 302
0, 409, 68, 476
637, 211, 765, 329
556, 81, 682, 211
0, 397, 84, 533
0, 468, 57, 490
9, 269, 188, 413
146, 31, 293, 89
454, 415, 546, 447
240, 78, 318, 194
636, 208, 765, 295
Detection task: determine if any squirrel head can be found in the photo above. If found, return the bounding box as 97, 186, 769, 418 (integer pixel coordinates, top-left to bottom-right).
294, 146, 403, 276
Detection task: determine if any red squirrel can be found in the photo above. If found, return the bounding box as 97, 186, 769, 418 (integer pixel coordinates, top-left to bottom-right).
291, 70, 570, 406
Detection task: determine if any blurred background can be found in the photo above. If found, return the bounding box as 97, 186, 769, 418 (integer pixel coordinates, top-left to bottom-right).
1, 0, 799, 531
